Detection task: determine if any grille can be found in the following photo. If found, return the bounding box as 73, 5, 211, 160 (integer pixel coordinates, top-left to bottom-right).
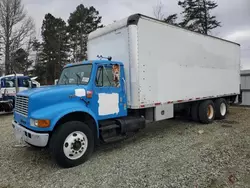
15, 95, 29, 117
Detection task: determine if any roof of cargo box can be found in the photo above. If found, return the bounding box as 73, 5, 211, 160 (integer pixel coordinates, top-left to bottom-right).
88, 13, 240, 46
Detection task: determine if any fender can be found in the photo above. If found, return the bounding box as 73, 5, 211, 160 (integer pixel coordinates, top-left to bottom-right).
30, 101, 98, 133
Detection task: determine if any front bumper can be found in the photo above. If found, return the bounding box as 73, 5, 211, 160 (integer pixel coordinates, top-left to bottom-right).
12, 121, 49, 147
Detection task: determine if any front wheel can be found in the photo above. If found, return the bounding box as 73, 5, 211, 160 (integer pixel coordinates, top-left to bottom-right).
50, 121, 94, 168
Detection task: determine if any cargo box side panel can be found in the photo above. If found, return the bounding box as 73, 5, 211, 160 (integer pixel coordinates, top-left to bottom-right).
137, 17, 240, 106
87, 26, 133, 105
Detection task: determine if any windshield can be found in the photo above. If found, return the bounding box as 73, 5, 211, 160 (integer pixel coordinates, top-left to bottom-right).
1, 77, 15, 88
0, 77, 31, 88
58, 64, 92, 85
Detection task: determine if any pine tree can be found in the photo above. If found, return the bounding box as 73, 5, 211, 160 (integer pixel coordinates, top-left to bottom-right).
178, 0, 221, 34
32, 39, 46, 84
164, 14, 178, 25
9, 37, 38, 75
10, 48, 33, 74
68, 4, 103, 62
39, 13, 69, 84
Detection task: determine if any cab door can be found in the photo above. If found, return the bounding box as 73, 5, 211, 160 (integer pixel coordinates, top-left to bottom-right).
91, 63, 127, 120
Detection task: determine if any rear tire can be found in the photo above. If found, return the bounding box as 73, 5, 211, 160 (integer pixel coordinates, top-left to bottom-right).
50, 121, 94, 168
198, 100, 215, 124
191, 102, 200, 122
214, 98, 228, 120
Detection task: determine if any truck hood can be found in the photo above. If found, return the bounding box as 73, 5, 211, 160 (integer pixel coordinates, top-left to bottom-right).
17, 85, 88, 113
18, 85, 86, 97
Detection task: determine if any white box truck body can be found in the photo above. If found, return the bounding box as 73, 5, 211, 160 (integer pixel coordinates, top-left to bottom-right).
88, 14, 240, 114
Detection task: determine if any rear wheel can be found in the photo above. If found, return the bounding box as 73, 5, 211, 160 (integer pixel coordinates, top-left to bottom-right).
50, 121, 94, 168
214, 98, 228, 119
198, 100, 215, 124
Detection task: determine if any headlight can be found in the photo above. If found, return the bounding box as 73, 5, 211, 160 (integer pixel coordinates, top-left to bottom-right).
30, 119, 38, 127
30, 119, 50, 128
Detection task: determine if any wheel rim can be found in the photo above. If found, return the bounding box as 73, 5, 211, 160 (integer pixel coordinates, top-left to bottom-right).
207, 105, 214, 119
63, 131, 88, 160
220, 103, 227, 116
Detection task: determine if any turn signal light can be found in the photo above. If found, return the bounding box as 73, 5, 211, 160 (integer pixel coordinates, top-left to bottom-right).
86, 90, 93, 98
37, 120, 50, 128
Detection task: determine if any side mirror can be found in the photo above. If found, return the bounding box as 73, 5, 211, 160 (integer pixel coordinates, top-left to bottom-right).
55, 79, 58, 85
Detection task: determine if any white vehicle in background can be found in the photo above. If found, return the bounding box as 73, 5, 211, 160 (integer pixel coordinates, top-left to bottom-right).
0, 73, 40, 112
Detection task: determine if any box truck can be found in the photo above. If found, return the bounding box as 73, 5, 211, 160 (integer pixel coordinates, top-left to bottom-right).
12, 14, 240, 168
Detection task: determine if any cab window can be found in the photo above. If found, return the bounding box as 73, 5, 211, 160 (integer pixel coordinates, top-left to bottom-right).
20, 78, 30, 87
95, 64, 120, 87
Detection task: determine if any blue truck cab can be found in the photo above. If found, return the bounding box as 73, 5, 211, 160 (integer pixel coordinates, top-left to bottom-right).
12, 60, 145, 168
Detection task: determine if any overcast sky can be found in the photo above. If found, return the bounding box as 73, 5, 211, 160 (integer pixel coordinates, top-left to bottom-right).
23, 0, 250, 69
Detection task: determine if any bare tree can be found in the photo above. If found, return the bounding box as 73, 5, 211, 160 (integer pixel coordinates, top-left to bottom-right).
153, 1, 179, 25
153, 1, 165, 20
0, 0, 35, 74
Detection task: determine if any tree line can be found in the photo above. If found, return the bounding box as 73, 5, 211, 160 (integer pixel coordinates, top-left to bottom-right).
0, 0, 221, 85
33, 5, 103, 84
154, 0, 221, 34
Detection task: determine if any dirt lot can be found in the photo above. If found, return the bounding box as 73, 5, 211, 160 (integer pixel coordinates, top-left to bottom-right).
0, 107, 250, 188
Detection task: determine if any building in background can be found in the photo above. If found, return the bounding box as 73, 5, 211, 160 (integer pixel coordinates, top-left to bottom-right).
240, 70, 250, 106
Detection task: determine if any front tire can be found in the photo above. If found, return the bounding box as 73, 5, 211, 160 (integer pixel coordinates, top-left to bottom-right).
50, 121, 94, 168
198, 100, 215, 124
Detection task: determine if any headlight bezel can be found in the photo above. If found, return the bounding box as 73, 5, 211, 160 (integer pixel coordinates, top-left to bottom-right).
30, 119, 50, 128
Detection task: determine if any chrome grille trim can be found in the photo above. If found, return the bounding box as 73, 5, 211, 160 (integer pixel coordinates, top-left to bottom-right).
15, 96, 29, 117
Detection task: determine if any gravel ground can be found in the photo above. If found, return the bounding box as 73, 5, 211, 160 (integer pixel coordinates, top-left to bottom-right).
0, 107, 250, 188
